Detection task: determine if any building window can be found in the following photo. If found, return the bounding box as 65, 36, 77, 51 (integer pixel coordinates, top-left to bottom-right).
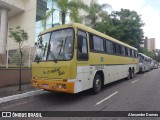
35, 0, 70, 43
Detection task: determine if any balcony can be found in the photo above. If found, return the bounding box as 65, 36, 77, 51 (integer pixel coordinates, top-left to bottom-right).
0, 0, 25, 18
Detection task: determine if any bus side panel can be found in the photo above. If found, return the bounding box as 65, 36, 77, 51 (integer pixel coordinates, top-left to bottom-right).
74, 65, 90, 93
88, 64, 139, 87
103, 64, 138, 83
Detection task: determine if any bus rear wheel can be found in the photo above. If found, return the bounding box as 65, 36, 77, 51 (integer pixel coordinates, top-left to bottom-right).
93, 74, 102, 94
130, 69, 134, 79
127, 68, 134, 80
127, 69, 131, 80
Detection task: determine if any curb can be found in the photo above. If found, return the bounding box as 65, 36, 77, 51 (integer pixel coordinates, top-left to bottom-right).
0, 90, 46, 104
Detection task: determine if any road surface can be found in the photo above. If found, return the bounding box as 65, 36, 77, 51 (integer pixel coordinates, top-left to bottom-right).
1, 68, 160, 120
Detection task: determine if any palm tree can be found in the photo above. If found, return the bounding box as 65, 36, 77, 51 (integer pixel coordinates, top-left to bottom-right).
42, 8, 55, 30
69, 6, 83, 23
84, 0, 111, 28
43, 0, 87, 25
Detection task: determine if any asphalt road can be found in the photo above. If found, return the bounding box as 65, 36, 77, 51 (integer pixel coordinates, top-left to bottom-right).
1, 68, 160, 120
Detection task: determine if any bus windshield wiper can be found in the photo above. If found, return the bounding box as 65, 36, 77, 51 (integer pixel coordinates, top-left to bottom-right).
47, 43, 57, 63
49, 51, 57, 63
56, 40, 64, 61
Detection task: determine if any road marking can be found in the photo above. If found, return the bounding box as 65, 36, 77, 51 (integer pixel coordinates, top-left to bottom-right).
95, 91, 118, 106
131, 79, 139, 84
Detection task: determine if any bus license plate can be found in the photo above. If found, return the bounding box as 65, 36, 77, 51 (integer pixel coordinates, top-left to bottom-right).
42, 84, 49, 89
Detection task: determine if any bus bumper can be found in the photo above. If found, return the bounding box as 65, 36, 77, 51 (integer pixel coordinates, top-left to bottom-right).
32, 79, 74, 94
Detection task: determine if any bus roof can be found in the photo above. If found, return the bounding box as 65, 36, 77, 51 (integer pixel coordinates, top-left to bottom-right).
40, 23, 137, 50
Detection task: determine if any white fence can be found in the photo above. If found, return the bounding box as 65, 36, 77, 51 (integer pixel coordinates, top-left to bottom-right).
0, 47, 36, 68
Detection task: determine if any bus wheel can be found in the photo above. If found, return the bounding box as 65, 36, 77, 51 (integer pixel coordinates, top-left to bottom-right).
93, 74, 102, 94
130, 69, 134, 79
127, 69, 131, 80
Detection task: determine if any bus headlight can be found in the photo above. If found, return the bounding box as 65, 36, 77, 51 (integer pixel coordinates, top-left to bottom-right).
57, 84, 67, 89
32, 81, 37, 86
57, 84, 62, 89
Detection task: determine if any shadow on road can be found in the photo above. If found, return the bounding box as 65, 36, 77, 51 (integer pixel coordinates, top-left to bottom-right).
37, 77, 130, 105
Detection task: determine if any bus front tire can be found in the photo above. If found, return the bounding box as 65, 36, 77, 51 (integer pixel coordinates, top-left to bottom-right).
93, 74, 102, 94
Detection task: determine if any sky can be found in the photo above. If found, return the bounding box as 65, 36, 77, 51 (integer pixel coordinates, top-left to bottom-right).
98, 0, 160, 49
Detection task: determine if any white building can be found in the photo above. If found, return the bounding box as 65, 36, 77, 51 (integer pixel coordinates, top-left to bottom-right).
0, 0, 37, 54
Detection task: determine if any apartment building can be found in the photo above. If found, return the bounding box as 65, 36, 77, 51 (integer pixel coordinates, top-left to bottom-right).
144, 37, 156, 51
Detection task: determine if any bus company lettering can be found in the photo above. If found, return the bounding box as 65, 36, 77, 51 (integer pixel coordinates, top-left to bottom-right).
43, 68, 65, 76
12, 112, 42, 117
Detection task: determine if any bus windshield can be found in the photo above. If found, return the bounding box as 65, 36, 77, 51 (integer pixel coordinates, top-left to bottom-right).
35, 28, 74, 62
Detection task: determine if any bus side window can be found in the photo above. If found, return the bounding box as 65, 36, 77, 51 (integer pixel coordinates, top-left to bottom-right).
128, 48, 130, 57
119, 45, 122, 55
134, 50, 137, 58
130, 49, 132, 57
113, 43, 116, 54
77, 30, 88, 60
115, 43, 120, 54
132, 50, 134, 57
125, 47, 128, 56
93, 35, 104, 52
106, 40, 113, 53
121, 46, 125, 56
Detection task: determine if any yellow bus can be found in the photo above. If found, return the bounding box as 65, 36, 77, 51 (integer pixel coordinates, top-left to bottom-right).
32, 23, 139, 94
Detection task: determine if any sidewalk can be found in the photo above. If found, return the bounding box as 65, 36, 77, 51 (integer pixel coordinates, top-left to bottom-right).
0, 83, 38, 98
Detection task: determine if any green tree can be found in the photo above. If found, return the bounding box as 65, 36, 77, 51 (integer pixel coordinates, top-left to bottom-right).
42, 8, 55, 29
144, 51, 156, 59
95, 9, 144, 49
9, 26, 29, 91
112, 9, 144, 49
138, 47, 147, 53
154, 49, 160, 62
69, 5, 83, 23
84, 0, 111, 28
139, 47, 156, 59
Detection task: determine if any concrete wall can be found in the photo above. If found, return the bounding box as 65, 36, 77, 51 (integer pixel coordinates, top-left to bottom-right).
7, 0, 37, 50
0, 69, 31, 88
